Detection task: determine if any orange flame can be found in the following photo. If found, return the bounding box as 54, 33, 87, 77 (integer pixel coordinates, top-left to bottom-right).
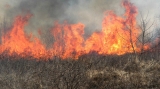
0, 1, 150, 59
0, 15, 49, 59
51, 22, 84, 59
85, 0, 140, 55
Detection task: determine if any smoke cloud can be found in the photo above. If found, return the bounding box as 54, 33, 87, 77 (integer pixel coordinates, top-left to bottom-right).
3, 0, 122, 31
0, 0, 160, 46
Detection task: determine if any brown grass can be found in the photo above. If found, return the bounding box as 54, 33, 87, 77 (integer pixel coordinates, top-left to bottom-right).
0, 53, 160, 89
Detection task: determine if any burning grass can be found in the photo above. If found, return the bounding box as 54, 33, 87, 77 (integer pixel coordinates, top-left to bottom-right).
0, 54, 160, 89
0, 1, 151, 60
0, 0, 160, 88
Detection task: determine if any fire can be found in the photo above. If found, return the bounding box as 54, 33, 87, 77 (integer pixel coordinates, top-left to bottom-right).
85, 1, 140, 55
51, 22, 84, 59
0, 15, 49, 59
0, 1, 149, 59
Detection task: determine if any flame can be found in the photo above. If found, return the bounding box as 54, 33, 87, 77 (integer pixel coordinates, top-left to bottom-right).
51, 22, 84, 59
0, 1, 150, 59
85, 1, 140, 55
0, 15, 49, 59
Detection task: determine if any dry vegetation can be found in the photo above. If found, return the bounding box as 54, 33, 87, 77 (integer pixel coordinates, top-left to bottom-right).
0, 52, 160, 89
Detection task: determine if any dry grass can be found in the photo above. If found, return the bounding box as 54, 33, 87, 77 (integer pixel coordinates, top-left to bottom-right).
0, 53, 160, 89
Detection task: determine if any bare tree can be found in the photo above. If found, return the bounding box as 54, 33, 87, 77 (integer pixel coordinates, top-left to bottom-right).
138, 12, 155, 53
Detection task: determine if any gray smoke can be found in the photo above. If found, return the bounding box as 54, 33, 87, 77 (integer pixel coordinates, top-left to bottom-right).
3, 0, 122, 32
0, 0, 160, 46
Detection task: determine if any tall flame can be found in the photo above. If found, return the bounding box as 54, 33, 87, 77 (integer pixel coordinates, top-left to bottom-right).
51, 22, 84, 59
0, 15, 49, 59
84, 0, 140, 55
0, 1, 149, 59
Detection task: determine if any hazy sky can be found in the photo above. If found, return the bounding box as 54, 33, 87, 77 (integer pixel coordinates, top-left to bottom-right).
0, 0, 159, 44
0, 0, 159, 29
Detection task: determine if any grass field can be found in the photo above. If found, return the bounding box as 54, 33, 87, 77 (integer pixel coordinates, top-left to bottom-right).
0, 52, 160, 89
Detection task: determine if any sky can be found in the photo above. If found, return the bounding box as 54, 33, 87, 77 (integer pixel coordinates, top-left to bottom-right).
0, 0, 159, 29
0, 0, 160, 44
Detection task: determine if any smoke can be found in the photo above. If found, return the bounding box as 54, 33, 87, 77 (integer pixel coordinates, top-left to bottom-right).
130, 0, 160, 41
132, 0, 160, 25
131, 0, 160, 17
0, 0, 160, 46
3, 0, 123, 31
